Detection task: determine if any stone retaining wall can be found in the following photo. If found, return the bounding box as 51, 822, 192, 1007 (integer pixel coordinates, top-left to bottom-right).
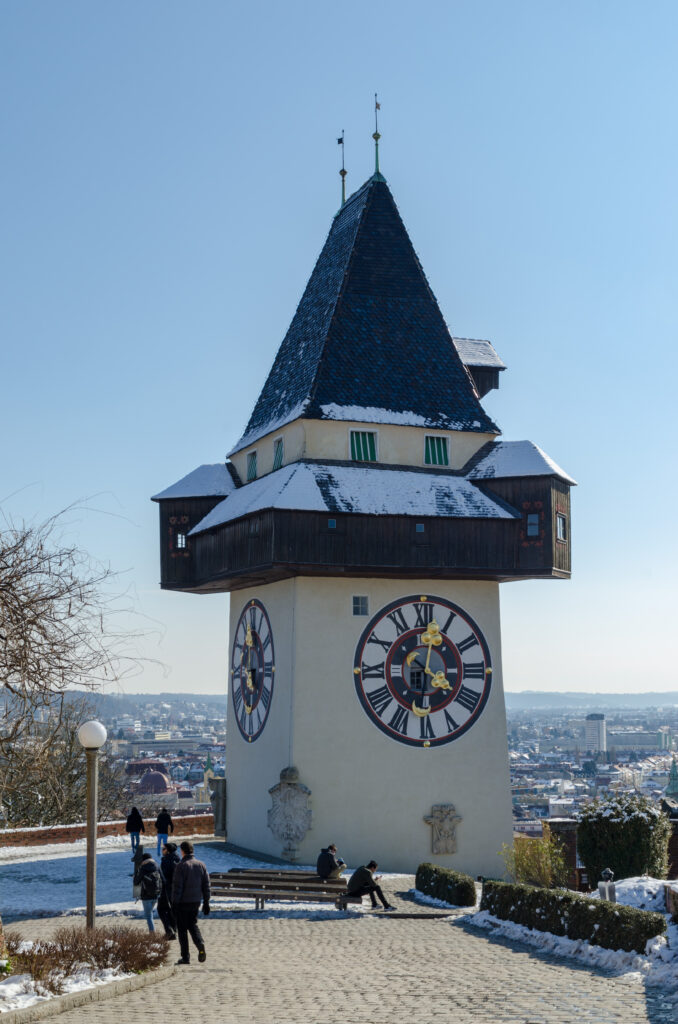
0, 814, 214, 847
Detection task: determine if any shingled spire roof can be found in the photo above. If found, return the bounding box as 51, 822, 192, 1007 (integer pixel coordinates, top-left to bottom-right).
230, 174, 499, 454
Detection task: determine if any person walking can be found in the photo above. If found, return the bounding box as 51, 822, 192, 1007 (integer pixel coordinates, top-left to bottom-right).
125, 806, 145, 854
134, 852, 163, 931
154, 807, 174, 857
157, 841, 181, 940
171, 840, 210, 965
347, 860, 395, 910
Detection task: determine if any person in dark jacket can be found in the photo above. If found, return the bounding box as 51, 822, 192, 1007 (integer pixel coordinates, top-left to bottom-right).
134, 852, 163, 931
157, 841, 181, 939
154, 808, 174, 857
347, 860, 394, 910
125, 807, 145, 854
171, 840, 210, 965
316, 844, 346, 880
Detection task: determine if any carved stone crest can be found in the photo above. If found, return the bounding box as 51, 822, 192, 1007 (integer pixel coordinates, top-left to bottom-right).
267, 766, 312, 860
424, 804, 462, 855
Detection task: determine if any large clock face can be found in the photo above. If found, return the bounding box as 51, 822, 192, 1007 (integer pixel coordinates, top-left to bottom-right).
230, 599, 275, 743
353, 595, 492, 748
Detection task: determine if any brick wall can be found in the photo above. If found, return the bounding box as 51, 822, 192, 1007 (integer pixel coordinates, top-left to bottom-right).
0, 813, 214, 848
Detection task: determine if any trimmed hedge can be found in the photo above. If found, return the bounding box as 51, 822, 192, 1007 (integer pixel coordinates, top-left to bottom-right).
415, 863, 476, 907
480, 880, 666, 954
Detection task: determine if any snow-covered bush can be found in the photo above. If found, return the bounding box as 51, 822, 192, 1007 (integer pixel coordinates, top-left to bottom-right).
577, 793, 671, 885
480, 880, 666, 953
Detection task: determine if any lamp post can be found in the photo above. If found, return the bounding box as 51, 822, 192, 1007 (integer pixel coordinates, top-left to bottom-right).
77, 720, 107, 929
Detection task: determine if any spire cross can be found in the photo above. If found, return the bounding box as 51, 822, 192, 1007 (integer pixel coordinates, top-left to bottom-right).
337, 130, 346, 205
373, 93, 381, 174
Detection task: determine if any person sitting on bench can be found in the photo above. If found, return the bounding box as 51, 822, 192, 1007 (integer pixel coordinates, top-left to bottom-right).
347, 860, 395, 910
317, 843, 346, 880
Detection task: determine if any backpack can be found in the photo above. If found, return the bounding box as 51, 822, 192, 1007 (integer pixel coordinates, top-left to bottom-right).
140, 864, 162, 900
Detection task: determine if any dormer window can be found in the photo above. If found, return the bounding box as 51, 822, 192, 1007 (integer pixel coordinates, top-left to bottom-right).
247, 451, 257, 481
424, 435, 449, 467
176, 532, 187, 549
350, 430, 377, 462
273, 437, 284, 471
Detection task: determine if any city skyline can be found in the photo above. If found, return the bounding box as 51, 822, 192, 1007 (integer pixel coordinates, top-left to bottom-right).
3, 1, 677, 694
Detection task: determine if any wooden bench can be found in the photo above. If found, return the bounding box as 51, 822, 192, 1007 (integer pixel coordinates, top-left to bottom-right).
209, 869, 364, 910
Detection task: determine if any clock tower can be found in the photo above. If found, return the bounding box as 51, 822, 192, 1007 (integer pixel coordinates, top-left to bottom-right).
152, 164, 574, 875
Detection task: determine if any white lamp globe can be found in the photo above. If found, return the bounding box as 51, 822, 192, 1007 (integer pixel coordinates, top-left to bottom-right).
77, 720, 108, 749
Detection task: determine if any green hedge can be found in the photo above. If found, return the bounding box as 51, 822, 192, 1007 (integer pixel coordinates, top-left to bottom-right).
415, 863, 476, 907
480, 880, 666, 954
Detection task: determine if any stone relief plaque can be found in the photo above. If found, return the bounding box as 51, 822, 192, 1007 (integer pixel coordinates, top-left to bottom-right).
267, 766, 312, 860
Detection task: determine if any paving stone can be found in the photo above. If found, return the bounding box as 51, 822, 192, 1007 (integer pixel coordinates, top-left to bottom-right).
7, 888, 678, 1024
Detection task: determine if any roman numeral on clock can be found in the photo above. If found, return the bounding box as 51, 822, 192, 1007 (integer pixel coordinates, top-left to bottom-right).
463, 661, 485, 680
361, 661, 385, 679
456, 633, 479, 654
262, 632, 272, 651
233, 687, 243, 711
367, 685, 392, 717
367, 633, 391, 653
388, 704, 409, 735
260, 686, 271, 710
444, 708, 459, 732
263, 660, 273, 678
440, 610, 457, 634
419, 715, 435, 740
455, 685, 481, 713
387, 607, 410, 635
414, 602, 433, 627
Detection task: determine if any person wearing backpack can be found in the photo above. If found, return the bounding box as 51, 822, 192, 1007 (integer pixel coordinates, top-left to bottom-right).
134, 852, 162, 932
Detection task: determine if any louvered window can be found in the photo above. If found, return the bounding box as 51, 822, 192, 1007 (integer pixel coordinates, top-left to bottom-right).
350, 430, 377, 462
247, 451, 257, 481
424, 435, 449, 466
272, 437, 284, 470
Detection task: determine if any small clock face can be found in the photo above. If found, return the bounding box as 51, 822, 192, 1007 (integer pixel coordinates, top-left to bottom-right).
353, 595, 492, 748
230, 599, 275, 743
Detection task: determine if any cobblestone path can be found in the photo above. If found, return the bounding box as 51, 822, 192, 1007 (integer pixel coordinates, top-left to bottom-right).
11, 896, 678, 1024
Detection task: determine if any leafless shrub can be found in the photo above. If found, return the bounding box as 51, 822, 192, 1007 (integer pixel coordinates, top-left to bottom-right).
4, 924, 169, 994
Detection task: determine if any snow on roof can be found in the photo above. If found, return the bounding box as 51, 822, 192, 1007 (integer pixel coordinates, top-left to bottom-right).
468, 441, 577, 485
453, 337, 506, 369
228, 400, 310, 456
152, 464, 237, 501
189, 461, 518, 535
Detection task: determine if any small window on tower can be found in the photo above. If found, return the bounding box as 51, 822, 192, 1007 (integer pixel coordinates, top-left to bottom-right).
176, 532, 187, 549
415, 523, 425, 533
557, 513, 567, 542
247, 450, 257, 481
350, 430, 377, 462
353, 596, 368, 616
424, 435, 449, 467
526, 513, 540, 537
273, 437, 284, 471
327, 518, 337, 529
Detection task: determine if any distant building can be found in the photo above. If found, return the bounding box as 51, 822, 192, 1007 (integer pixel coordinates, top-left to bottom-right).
585, 713, 606, 753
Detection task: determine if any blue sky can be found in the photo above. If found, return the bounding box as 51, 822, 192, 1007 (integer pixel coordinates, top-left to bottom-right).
2, 1, 677, 694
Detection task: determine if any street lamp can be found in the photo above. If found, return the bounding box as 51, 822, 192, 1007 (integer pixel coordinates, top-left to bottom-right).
77, 720, 107, 928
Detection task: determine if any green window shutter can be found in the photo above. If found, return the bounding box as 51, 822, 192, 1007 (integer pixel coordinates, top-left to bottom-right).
273, 438, 283, 470
247, 451, 257, 481
351, 431, 377, 462
425, 435, 448, 466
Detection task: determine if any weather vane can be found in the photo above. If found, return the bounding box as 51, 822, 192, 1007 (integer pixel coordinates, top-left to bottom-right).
373, 93, 381, 174
337, 129, 346, 206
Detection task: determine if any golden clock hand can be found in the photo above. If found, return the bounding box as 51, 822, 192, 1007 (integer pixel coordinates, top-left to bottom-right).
411, 701, 431, 717
246, 671, 254, 692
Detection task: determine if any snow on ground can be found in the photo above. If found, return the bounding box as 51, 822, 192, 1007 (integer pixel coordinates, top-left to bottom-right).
0, 839, 408, 921
0, 967, 130, 1014
462, 875, 678, 994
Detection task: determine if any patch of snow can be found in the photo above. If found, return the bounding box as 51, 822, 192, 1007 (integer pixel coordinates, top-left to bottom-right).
228, 401, 310, 456
319, 404, 429, 427
589, 875, 668, 913
0, 840, 407, 921
468, 440, 577, 484
0, 967, 131, 1013
465, 910, 678, 993
411, 888, 480, 912
453, 337, 505, 369
151, 464, 235, 501
189, 462, 518, 534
